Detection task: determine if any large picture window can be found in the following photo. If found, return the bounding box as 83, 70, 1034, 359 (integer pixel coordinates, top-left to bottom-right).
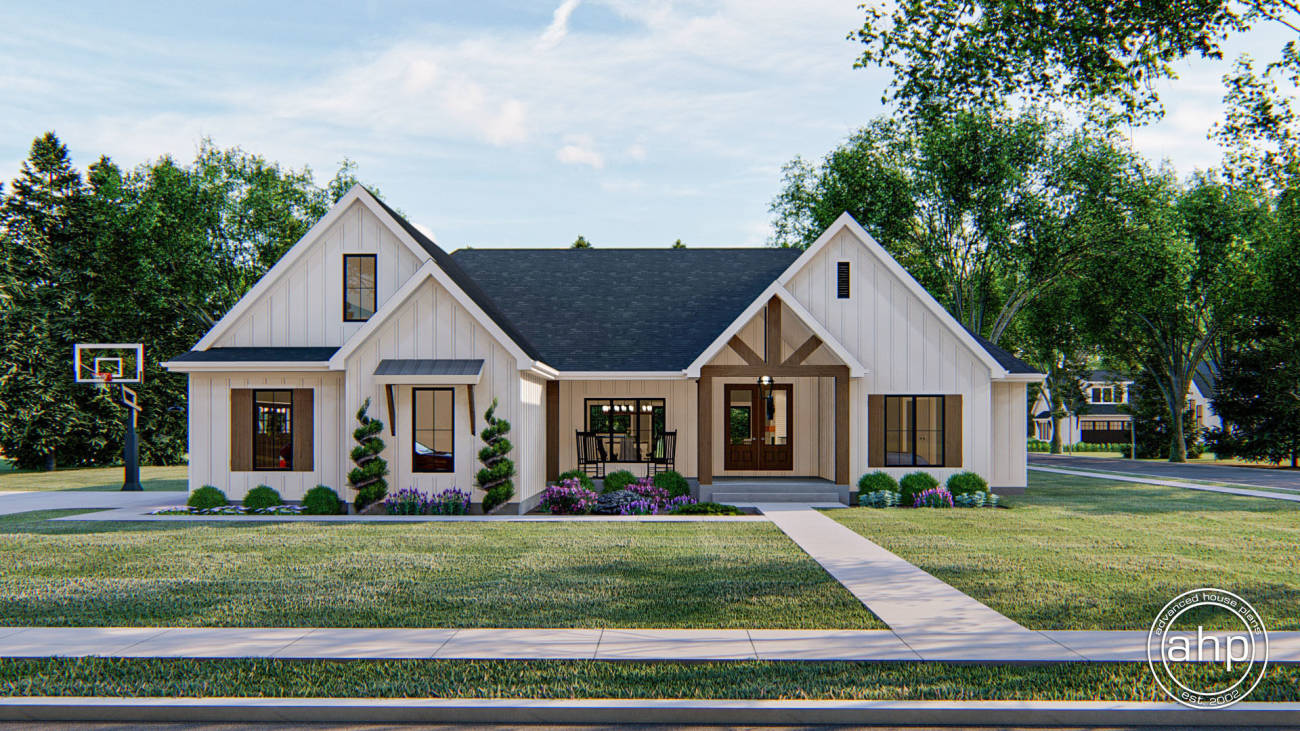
585, 398, 666, 462
413, 387, 454, 473
253, 390, 293, 470
343, 254, 377, 321
885, 395, 945, 467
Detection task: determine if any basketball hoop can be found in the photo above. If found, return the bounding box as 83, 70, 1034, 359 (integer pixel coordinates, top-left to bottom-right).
75, 343, 144, 491
98, 372, 114, 384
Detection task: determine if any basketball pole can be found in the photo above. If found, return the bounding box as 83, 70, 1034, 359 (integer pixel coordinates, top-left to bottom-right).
120, 384, 142, 491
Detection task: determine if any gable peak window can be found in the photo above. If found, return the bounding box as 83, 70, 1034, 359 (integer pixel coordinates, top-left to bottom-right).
343, 254, 377, 322
836, 261, 850, 299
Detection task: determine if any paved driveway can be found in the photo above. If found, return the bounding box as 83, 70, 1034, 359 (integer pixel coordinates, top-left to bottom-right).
0, 490, 181, 517
1028, 454, 1300, 492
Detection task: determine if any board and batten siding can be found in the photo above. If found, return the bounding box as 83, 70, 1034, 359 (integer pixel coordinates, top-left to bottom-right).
784, 228, 1019, 486
187, 371, 344, 500
341, 276, 525, 506
213, 200, 426, 348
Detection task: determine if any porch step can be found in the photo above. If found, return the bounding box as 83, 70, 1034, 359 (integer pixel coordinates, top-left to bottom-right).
711, 491, 843, 504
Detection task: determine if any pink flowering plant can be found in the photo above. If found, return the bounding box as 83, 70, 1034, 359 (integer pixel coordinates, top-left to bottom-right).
539, 478, 598, 515
913, 486, 954, 508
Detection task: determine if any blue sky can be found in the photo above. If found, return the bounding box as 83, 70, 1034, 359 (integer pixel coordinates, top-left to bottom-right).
2, 1, 1294, 247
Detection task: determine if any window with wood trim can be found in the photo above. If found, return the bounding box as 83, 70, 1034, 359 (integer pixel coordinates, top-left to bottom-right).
413, 387, 454, 473
836, 261, 850, 298
584, 398, 666, 462
884, 395, 945, 467
253, 390, 293, 470
343, 254, 377, 321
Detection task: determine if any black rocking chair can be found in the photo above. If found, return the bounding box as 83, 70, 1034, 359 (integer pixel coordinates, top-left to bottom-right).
646, 431, 677, 478
575, 431, 608, 479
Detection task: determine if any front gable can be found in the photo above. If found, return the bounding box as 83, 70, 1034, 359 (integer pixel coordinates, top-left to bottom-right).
198, 187, 429, 350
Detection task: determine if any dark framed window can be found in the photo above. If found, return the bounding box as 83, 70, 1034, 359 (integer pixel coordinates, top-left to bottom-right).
884, 395, 945, 467
343, 254, 377, 321
253, 390, 293, 470
584, 398, 666, 462
836, 261, 850, 298
413, 387, 454, 473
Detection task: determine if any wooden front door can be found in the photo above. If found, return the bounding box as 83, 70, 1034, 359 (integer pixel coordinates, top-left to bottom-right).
723, 383, 794, 471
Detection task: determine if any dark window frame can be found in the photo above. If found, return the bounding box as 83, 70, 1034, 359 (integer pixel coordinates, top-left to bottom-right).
252, 389, 293, 471
884, 394, 946, 467
584, 397, 667, 462
412, 387, 455, 473
343, 254, 377, 322
836, 261, 851, 299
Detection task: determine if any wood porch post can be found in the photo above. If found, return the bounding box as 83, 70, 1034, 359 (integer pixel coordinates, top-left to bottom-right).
698, 375, 712, 485
545, 380, 560, 482
835, 367, 850, 485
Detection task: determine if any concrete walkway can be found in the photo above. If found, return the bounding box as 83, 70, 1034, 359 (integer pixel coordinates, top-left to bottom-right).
1029, 453, 1300, 491
756, 504, 1083, 660
1, 626, 1297, 663
0, 490, 176, 517
1031, 465, 1300, 503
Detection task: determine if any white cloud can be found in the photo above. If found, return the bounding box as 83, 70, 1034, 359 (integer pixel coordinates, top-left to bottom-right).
556, 135, 604, 168
625, 142, 647, 161
538, 0, 582, 51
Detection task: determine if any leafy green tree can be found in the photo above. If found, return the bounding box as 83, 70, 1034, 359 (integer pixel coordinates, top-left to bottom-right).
570, 235, 592, 249
672, 238, 685, 249
1020, 283, 1092, 453
1122, 370, 1204, 459
850, 1, 1298, 122
770, 109, 1135, 344
1215, 48, 1300, 190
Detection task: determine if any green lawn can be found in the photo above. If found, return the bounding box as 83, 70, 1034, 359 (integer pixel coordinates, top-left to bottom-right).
3, 658, 1296, 701
0, 464, 186, 492
829, 472, 1300, 630
0, 509, 882, 629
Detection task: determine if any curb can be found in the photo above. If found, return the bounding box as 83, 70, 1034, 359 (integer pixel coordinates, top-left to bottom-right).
0, 698, 1298, 726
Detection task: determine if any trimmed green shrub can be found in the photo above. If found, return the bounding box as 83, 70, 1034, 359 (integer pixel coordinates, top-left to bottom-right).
669, 501, 743, 515
859, 490, 901, 508
602, 470, 638, 492
348, 397, 389, 510
898, 471, 939, 507
652, 470, 690, 498
476, 399, 516, 512
243, 485, 282, 510
945, 471, 988, 496
557, 469, 596, 493
857, 471, 899, 493
302, 485, 344, 515
187, 485, 227, 510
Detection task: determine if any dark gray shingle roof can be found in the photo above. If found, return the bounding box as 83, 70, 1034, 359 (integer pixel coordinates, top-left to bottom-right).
170, 347, 338, 362
450, 248, 801, 371
374, 359, 484, 377
962, 328, 1040, 375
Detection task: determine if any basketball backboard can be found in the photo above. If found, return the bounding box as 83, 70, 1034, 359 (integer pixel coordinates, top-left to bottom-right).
74, 344, 144, 383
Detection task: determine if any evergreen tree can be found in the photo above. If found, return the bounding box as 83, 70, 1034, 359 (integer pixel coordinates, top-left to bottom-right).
570, 235, 591, 249
671, 238, 685, 249
348, 398, 389, 510
476, 399, 515, 512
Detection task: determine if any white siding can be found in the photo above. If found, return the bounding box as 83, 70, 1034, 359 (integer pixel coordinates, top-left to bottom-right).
559, 379, 698, 477
784, 228, 1019, 486
187, 371, 344, 500
517, 373, 547, 503
341, 277, 525, 506
214, 200, 425, 348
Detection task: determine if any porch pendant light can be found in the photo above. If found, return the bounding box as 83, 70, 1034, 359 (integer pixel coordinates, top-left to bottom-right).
758, 375, 775, 421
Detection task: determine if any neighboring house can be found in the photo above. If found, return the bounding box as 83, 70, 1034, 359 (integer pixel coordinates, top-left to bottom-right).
1031, 365, 1220, 445
163, 186, 1043, 510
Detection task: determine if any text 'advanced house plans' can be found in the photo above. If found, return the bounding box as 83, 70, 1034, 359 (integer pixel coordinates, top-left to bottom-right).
163, 187, 1043, 511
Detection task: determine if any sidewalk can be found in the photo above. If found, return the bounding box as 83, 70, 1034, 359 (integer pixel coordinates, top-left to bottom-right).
2, 626, 1297, 663
1030, 465, 1300, 503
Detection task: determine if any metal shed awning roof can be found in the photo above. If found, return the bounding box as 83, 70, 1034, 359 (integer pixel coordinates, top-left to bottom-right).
373, 359, 484, 384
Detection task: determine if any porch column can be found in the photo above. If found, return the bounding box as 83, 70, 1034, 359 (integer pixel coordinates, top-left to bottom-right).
835, 367, 849, 485
545, 380, 560, 483
698, 375, 712, 485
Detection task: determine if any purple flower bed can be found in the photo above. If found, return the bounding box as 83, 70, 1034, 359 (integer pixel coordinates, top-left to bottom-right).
384, 487, 471, 515
539, 478, 598, 515
615, 479, 699, 515
913, 486, 954, 508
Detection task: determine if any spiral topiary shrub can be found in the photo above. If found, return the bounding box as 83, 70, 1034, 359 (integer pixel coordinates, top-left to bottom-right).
898, 471, 940, 507
557, 469, 596, 493
348, 398, 390, 511
302, 485, 344, 515
857, 471, 899, 494
187, 485, 227, 510
652, 470, 690, 498
945, 471, 989, 496
602, 470, 637, 492
243, 485, 282, 510
476, 398, 516, 512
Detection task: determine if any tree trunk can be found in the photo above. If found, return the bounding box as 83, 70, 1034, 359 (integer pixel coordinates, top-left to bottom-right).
1050, 418, 1062, 454
43, 453, 55, 471
1169, 398, 1188, 463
